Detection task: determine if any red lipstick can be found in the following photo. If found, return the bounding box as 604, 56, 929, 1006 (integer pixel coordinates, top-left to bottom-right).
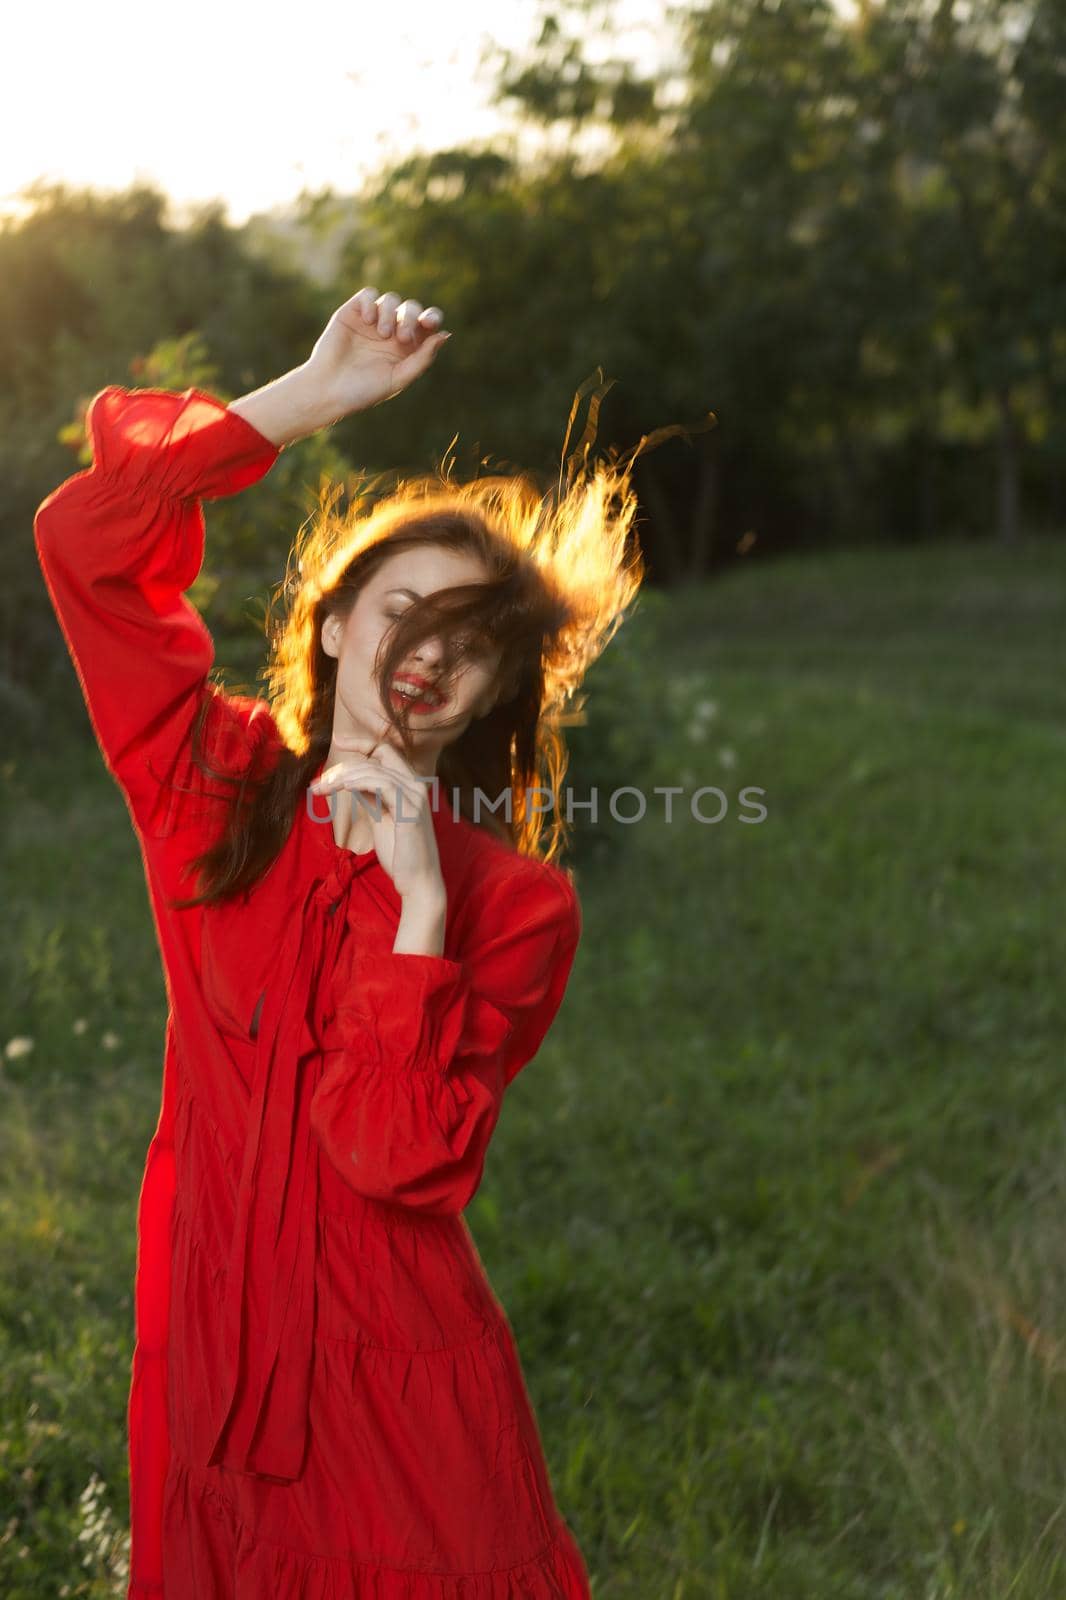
389, 673, 447, 713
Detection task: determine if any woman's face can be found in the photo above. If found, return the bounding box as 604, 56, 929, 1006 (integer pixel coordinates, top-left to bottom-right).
320, 545, 506, 777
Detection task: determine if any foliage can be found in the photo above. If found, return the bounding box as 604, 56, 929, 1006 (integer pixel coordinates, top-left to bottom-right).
3, 3, 1066, 744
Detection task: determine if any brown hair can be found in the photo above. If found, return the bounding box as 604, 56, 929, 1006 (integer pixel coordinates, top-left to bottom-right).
167, 399, 655, 911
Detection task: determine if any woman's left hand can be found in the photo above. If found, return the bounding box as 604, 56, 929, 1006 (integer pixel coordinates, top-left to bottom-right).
306, 286, 451, 417
309, 735, 446, 904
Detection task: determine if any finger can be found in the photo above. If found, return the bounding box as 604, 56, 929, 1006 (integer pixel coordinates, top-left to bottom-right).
375, 291, 403, 338
395, 299, 424, 344
363, 739, 418, 777
405, 334, 452, 373
332, 734, 410, 767
367, 746, 439, 804
354, 286, 379, 322
310, 755, 382, 788
418, 306, 444, 331
312, 756, 396, 789
310, 770, 396, 811
313, 759, 425, 812
348, 775, 427, 822
367, 744, 439, 804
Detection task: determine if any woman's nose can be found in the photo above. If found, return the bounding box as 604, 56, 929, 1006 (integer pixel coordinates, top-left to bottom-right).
412, 635, 446, 667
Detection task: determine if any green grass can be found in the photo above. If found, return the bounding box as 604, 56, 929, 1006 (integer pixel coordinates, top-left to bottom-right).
3, 534, 1066, 1597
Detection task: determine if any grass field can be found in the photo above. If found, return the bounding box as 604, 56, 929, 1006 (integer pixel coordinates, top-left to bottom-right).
3, 535, 1066, 1598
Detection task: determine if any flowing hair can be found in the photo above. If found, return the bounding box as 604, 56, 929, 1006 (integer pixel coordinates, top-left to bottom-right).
167, 374, 712, 910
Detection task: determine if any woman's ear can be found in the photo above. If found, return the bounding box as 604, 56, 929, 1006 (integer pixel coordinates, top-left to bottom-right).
321, 614, 343, 659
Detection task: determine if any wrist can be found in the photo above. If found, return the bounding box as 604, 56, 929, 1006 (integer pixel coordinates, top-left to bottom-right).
227, 362, 346, 449
393, 885, 448, 957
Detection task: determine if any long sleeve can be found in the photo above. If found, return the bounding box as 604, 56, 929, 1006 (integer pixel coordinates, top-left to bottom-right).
33, 386, 280, 839
309, 863, 582, 1217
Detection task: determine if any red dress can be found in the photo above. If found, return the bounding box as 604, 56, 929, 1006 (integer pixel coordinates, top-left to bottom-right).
34, 385, 591, 1599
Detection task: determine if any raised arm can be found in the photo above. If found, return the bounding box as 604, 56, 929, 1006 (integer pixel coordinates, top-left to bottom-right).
33, 386, 282, 839
309, 863, 582, 1217
32, 287, 451, 840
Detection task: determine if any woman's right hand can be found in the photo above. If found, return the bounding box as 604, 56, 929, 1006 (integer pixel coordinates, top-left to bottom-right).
309, 735, 447, 904
306, 286, 452, 418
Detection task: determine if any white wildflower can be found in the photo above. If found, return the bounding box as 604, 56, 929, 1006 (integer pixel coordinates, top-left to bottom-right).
75, 1471, 128, 1584
4, 1037, 34, 1061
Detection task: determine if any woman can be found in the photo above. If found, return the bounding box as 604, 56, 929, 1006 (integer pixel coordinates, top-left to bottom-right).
34, 286, 644, 1598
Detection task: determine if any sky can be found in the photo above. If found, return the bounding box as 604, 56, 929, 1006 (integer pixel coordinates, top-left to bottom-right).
1, 0, 681, 228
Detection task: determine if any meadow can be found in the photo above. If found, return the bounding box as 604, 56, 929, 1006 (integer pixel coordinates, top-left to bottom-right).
3, 536, 1066, 1598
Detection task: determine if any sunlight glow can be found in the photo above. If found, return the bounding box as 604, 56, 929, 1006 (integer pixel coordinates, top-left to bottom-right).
1, 0, 676, 227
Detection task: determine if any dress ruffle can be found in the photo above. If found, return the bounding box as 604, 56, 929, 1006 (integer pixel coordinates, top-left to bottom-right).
156, 1458, 590, 1599
162, 1317, 589, 1593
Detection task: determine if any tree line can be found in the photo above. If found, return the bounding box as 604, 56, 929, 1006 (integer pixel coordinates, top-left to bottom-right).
3, 0, 1064, 721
